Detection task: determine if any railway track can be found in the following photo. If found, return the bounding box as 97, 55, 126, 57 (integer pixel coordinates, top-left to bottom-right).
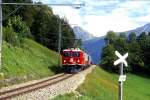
0, 73, 74, 100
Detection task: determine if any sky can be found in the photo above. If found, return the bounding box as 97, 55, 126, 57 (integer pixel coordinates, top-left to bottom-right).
35, 0, 150, 37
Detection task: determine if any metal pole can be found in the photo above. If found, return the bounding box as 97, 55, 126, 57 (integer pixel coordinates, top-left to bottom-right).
1, 3, 85, 6
0, 0, 2, 69
58, 20, 62, 67
58, 20, 61, 55
118, 63, 123, 100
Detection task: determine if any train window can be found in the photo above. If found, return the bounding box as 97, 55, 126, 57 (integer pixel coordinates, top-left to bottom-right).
63, 52, 71, 57
72, 52, 80, 57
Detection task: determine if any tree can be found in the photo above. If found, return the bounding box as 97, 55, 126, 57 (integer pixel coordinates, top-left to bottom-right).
101, 29, 150, 75
128, 40, 142, 72
30, 6, 54, 43
100, 44, 116, 72
2, 0, 79, 52
3, 26, 17, 46
114, 38, 128, 54
2, 0, 33, 26
128, 32, 136, 43
3, 15, 31, 46
30, 5, 77, 51
137, 32, 150, 72
61, 18, 75, 49
119, 32, 126, 39
105, 31, 117, 45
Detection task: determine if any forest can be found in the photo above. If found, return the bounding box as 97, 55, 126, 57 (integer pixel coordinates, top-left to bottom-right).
100, 31, 150, 75
2, 0, 78, 51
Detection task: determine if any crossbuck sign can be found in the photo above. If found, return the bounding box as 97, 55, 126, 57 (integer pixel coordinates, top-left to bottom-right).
114, 51, 128, 67
114, 51, 128, 100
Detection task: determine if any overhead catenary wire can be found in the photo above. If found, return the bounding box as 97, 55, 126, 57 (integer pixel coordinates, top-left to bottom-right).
1, 2, 85, 6
2, 5, 23, 21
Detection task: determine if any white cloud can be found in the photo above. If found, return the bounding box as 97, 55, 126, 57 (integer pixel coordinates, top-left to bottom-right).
40, 0, 150, 37
135, 15, 150, 23
52, 6, 83, 26
82, 14, 136, 37
81, 0, 150, 36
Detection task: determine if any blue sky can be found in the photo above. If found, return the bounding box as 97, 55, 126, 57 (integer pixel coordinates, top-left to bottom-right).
35, 0, 150, 37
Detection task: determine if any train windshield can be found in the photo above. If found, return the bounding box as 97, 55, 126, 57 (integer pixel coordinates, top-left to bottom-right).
63, 52, 71, 57
63, 51, 80, 57
72, 52, 80, 57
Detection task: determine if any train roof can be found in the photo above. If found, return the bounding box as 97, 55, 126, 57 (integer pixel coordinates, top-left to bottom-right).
62, 48, 82, 52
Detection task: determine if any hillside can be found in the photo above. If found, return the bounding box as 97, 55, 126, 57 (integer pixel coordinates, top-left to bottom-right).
83, 37, 105, 64
54, 67, 150, 100
73, 26, 95, 41
122, 23, 150, 36
73, 26, 105, 64
0, 39, 60, 87
79, 23, 150, 64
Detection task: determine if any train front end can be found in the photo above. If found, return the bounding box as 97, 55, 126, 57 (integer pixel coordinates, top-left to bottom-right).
61, 48, 85, 73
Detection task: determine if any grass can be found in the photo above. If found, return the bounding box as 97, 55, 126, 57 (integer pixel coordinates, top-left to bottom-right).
54, 67, 150, 100
0, 38, 60, 87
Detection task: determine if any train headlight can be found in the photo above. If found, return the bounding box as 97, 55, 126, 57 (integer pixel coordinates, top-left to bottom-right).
64, 60, 66, 63
70, 58, 74, 62
77, 59, 80, 63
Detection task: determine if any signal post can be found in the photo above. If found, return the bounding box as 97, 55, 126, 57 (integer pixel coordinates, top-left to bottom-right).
114, 51, 128, 100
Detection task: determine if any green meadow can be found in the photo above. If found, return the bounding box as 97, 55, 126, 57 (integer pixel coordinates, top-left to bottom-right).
54, 67, 150, 100
0, 39, 60, 87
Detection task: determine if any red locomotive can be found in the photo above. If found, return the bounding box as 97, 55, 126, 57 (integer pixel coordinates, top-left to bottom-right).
61, 48, 92, 73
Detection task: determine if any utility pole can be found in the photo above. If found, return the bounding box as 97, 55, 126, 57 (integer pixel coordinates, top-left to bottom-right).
118, 63, 123, 100
58, 20, 62, 55
58, 20, 62, 67
0, 0, 2, 69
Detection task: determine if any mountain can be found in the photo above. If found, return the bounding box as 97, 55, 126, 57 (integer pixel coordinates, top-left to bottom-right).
73, 26, 105, 64
75, 23, 150, 64
121, 23, 150, 36
73, 26, 95, 41
83, 37, 105, 64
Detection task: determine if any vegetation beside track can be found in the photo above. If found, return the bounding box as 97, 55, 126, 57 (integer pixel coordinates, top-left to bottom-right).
54, 66, 150, 100
0, 39, 61, 88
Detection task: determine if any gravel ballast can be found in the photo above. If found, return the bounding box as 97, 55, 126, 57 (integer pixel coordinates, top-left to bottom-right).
5, 65, 96, 100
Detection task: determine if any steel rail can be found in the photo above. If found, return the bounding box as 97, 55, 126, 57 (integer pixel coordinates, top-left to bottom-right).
0, 73, 74, 100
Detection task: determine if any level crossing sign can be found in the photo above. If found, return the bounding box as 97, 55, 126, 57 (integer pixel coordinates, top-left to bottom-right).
119, 75, 126, 82
114, 50, 128, 100
114, 51, 128, 67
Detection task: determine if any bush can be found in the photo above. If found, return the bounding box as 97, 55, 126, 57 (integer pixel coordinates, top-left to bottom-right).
3, 15, 32, 46
3, 26, 17, 46
9, 16, 31, 39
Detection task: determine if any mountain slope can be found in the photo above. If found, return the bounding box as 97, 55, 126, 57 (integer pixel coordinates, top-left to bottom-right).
74, 23, 150, 64
73, 26, 105, 64
83, 23, 150, 64
73, 26, 95, 41
1, 39, 60, 87
83, 37, 105, 64
122, 23, 150, 36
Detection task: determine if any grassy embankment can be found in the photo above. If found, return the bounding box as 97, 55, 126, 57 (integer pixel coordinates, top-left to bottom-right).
54, 67, 150, 100
0, 39, 60, 87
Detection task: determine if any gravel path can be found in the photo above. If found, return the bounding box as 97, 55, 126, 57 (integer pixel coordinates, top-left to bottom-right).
2, 65, 96, 100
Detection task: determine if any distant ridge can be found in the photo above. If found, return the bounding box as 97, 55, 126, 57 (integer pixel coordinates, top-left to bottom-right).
83, 37, 105, 64
73, 26, 104, 64
120, 23, 150, 36
73, 26, 95, 41
74, 23, 150, 64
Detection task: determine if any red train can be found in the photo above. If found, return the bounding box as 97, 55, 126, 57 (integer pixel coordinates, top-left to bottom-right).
61, 48, 92, 73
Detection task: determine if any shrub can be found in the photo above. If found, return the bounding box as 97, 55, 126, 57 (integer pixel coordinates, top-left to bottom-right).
3, 15, 32, 46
